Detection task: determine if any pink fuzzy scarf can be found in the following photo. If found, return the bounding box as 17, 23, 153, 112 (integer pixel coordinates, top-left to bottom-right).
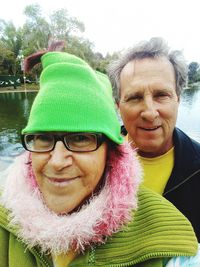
1, 142, 142, 255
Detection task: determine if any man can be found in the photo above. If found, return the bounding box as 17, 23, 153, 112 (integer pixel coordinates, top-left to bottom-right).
108, 37, 200, 241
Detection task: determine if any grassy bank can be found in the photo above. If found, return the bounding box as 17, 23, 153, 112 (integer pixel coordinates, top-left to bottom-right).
0, 83, 39, 93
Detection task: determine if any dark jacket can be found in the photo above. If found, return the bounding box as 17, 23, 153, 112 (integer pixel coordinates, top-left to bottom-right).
164, 127, 200, 241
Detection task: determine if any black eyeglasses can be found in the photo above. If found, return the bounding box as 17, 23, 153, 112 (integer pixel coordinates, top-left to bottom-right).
21, 133, 106, 153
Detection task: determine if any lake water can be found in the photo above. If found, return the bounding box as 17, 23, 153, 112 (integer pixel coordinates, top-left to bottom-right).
0, 91, 36, 170
0, 88, 200, 169
176, 88, 200, 141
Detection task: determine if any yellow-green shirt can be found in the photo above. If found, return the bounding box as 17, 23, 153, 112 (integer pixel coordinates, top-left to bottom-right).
52, 251, 77, 267
139, 147, 174, 194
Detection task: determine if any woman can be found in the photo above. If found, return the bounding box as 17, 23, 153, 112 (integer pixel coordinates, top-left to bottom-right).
0, 43, 199, 267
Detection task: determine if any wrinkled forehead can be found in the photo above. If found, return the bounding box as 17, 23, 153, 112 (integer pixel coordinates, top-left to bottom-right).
120, 57, 176, 92
121, 56, 175, 78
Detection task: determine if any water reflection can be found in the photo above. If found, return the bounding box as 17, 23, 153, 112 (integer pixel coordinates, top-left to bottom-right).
1, 88, 200, 166
0, 92, 37, 158
177, 88, 200, 141
180, 88, 199, 108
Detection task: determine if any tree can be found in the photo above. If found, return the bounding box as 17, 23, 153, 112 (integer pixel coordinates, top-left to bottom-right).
0, 41, 13, 74
188, 62, 199, 83
0, 20, 23, 75
94, 52, 120, 74
22, 4, 50, 54
0, 3, 118, 78
49, 9, 84, 40
22, 5, 98, 71
66, 35, 96, 65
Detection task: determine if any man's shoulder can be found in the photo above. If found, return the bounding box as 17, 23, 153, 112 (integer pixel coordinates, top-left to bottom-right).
174, 127, 200, 152
137, 186, 196, 228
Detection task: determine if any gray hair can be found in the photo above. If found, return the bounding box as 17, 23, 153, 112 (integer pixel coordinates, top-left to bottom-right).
108, 37, 187, 102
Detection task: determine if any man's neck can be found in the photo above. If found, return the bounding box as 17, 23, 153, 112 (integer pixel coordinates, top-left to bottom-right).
128, 136, 174, 158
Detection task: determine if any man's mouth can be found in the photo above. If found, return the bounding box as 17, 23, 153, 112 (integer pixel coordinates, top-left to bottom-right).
140, 126, 160, 131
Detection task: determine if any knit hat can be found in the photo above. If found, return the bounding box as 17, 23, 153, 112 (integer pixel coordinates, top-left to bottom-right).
22, 52, 123, 144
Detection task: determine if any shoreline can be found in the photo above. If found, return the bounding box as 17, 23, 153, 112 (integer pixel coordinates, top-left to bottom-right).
0, 85, 39, 93
0, 89, 38, 93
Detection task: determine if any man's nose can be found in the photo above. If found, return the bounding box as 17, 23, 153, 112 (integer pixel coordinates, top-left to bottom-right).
140, 97, 159, 122
49, 141, 73, 171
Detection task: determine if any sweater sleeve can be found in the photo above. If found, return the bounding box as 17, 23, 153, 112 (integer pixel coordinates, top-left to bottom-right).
0, 226, 9, 266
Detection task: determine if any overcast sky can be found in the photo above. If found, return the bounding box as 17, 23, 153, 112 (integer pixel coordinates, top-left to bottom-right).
0, 0, 200, 63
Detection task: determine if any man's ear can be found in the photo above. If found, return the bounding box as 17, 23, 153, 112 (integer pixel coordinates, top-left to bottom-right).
116, 97, 121, 107
115, 100, 120, 110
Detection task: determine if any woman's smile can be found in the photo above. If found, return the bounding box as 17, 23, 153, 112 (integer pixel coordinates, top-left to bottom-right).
31, 142, 108, 214
45, 175, 80, 187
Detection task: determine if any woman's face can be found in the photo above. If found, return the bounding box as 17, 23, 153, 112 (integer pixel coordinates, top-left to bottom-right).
31, 134, 108, 214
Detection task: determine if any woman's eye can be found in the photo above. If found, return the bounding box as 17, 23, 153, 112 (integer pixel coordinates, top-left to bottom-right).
35, 135, 52, 142
72, 135, 90, 142
68, 134, 95, 146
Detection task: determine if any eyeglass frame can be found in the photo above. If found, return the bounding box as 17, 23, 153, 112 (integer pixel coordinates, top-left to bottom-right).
21, 132, 106, 153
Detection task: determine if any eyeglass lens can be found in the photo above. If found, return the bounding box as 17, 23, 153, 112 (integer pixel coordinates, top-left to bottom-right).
24, 133, 99, 152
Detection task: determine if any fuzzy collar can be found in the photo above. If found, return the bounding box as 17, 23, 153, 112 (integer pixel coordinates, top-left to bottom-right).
1, 143, 142, 255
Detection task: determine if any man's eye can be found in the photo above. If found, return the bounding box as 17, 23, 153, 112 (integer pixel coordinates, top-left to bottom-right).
126, 95, 143, 102
154, 93, 169, 99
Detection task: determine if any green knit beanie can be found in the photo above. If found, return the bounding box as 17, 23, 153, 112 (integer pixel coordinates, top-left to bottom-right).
22, 52, 123, 144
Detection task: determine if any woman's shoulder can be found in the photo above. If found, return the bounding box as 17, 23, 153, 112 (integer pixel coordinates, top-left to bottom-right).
166, 244, 200, 267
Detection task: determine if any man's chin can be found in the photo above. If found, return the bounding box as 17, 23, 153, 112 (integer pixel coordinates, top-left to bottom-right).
137, 144, 164, 158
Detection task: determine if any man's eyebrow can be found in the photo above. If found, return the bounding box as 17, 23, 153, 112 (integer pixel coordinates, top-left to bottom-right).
153, 88, 174, 93
125, 91, 142, 96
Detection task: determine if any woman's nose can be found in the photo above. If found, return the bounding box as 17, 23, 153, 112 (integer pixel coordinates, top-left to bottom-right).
140, 97, 159, 122
49, 141, 73, 171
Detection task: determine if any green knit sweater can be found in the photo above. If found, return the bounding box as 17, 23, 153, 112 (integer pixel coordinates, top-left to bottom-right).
0, 186, 198, 267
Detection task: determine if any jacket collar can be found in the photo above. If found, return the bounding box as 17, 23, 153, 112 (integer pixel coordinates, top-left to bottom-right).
164, 127, 200, 195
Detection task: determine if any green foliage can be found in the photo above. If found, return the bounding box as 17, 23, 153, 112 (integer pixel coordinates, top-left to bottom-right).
188, 62, 200, 83
22, 4, 50, 53
66, 36, 94, 64
195, 72, 200, 82
94, 52, 119, 74
1, 3, 200, 86
0, 20, 23, 75
0, 41, 13, 74
0, 3, 119, 77
50, 9, 84, 40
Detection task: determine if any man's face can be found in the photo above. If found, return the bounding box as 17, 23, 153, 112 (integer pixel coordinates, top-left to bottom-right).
118, 57, 179, 157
